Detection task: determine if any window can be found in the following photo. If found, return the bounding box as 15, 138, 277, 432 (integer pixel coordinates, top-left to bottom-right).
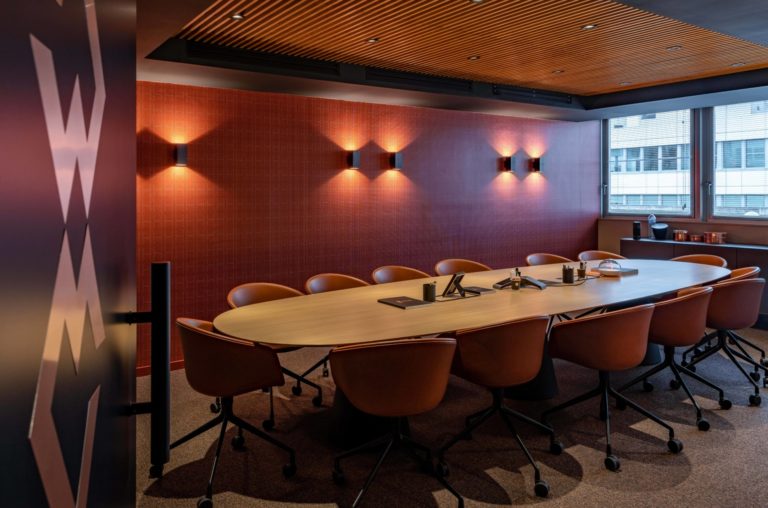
605, 109, 692, 215
661, 145, 677, 170
713, 102, 768, 217
723, 141, 742, 169
642, 146, 658, 171
746, 139, 765, 168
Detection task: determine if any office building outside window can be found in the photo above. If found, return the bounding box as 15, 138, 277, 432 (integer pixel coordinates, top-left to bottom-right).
713, 101, 768, 218
606, 109, 692, 216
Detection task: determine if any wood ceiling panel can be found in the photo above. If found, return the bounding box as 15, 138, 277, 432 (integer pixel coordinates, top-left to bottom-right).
175, 0, 768, 96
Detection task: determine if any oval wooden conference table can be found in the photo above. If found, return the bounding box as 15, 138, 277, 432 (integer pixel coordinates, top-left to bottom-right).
214, 259, 730, 348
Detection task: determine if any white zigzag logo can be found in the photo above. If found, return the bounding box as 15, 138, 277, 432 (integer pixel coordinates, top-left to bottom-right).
28, 0, 107, 507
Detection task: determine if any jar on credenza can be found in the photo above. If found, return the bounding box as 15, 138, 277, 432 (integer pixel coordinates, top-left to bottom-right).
703, 232, 727, 244
673, 230, 688, 241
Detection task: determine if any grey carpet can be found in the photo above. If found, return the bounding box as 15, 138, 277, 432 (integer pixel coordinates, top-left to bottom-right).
137, 329, 768, 507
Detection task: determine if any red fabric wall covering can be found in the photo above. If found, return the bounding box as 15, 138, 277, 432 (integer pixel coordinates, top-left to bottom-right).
136, 81, 600, 373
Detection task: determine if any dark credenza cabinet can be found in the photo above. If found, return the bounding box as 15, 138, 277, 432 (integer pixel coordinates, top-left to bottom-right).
620, 238, 768, 328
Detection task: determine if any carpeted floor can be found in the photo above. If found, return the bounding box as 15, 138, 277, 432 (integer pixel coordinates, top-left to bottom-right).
137, 329, 768, 507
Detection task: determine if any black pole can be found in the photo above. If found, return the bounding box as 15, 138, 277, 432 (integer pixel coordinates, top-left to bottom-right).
149, 262, 170, 477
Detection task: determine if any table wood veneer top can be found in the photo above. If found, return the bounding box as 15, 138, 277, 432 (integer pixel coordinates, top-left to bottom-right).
213, 260, 730, 347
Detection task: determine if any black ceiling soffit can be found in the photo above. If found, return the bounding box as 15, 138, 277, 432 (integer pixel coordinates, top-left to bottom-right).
148, 38, 768, 113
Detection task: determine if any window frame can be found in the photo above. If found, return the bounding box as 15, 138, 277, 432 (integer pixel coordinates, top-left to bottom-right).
601, 109, 695, 218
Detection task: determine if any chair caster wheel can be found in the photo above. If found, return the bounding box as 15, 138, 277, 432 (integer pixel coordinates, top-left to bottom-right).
197, 496, 213, 508
148, 464, 164, 479
231, 434, 245, 449
750, 371, 761, 382
719, 398, 732, 410
642, 381, 654, 392
312, 395, 323, 407
549, 440, 564, 455
687, 364, 696, 372
534, 480, 550, 498
436, 461, 449, 477
616, 399, 627, 410
210, 401, 221, 414
283, 463, 297, 478
667, 438, 683, 454
693, 347, 703, 356
604, 455, 620, 472
749, 394, 762, 407
322, 366, 330, 377
696, 418, 710, 431
292, 385, 302, 396
332, 468, 346, 485
761, 358, 768, 367
262, 419, 275, 431
669, 379, 681, 390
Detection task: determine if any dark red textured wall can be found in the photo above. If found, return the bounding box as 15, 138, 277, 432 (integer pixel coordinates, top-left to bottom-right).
137, 81, 600, 373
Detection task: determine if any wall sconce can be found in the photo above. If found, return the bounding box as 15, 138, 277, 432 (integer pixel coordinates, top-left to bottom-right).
346, 150, 361, 169
529, 157, 542, 172
174, 143, 188, 167
501, 156, 515, 172
388, 152, 403, 170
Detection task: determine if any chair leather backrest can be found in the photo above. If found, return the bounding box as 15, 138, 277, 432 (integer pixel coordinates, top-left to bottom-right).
577, 250, 627, 262
371, 265, 430, 284
670, 254, 728, 267
329, 338, 456, 418
304, 273, 369, 294
176, 318, 284, 398
434, 258, 492, 276
452, 316, 550, 388
549, 304, 654, 371
649, 287, 712, 347
730, 266, 761, 281
706, 278, 765, 331
227, 282, 303, 308
525, 253, 573, 266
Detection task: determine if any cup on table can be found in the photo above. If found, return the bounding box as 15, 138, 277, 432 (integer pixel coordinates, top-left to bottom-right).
562, 265, 575, 284
423, 282, 436, 302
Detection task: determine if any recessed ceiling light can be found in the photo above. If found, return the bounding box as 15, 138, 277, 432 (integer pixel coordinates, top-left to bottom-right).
666, 45, 683, 51
552, 69, 564, 75
581, 24, 598, 30
469, 0, 484, 3
731, 62, 746, 67
230, 12, 245, 21
366, 37, 380, 44
467, 55, 481, 60
619, 81, 632, 86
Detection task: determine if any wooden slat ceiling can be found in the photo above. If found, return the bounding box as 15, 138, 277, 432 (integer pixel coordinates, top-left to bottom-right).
175, 0, 768, 96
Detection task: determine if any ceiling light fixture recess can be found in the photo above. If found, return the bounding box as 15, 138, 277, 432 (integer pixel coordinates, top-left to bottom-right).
470, 0, 484, 3
552, 69, 564, 74
366, 37, 380, 43
230, 12, 245, 21
731, 62, 746, 67
581, 23, 598, 30
619, 81, 632, 86
666, 45, 683, 51
468, 55, 480, 60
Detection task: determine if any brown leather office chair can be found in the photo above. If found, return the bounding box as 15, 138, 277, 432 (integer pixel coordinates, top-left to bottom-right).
305, 273, 369, 294
618, 287, 732, 430
542, 304, 683, 472
670, 254, 728, 267
371, 265, 430, 284
577, 250, 627, 262
434, 258, 491, 276
681, 266, 761, 364
173, 318, 296, 508
330, 338, 463, 507
436, 317, 554, 498
525, 253, 573, 266
729, 266, 761, 281
226, 283, 322, 430
682, 278, 767, 406
303, 273, 370, 380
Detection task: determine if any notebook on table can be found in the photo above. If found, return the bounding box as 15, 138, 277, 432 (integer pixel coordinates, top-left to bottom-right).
378, 296, 433, 310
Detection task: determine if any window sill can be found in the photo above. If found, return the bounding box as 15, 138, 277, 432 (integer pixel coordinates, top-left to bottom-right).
601, 215, 768, 227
